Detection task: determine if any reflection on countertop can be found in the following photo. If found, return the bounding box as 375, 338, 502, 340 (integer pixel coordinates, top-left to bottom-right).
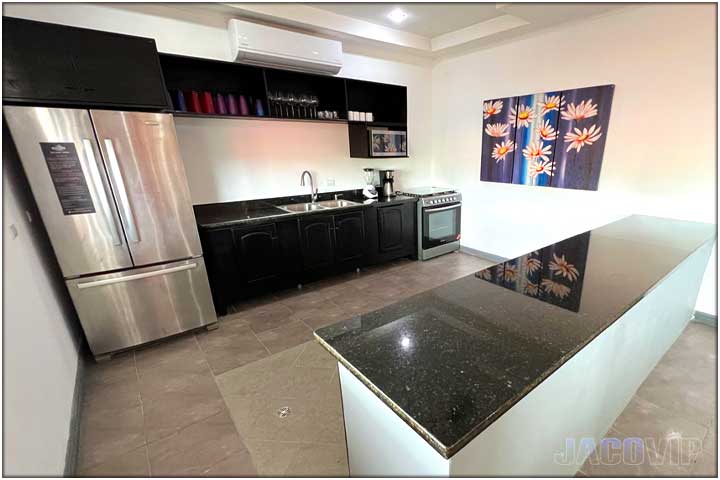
315, 215, 716, 458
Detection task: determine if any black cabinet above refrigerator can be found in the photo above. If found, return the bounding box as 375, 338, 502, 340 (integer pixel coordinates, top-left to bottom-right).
2, 16, 170, 110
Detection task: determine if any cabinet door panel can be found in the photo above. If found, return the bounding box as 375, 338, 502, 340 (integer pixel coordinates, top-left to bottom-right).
200, 228, 239, 315
233, 224, 281, 284
334, 211, 366, 264
377, 205, 405, 253
3, 17, 168, 109
300, 216, 335, 272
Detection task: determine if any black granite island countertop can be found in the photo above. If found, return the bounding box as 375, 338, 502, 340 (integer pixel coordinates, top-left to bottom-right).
315, 215, 716, 458
194, 189, 417, 229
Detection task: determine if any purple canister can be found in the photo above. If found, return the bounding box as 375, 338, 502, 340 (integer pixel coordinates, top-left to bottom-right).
215, 93, 228, 115
239, 95, 250, 116
227, 94, 239, 116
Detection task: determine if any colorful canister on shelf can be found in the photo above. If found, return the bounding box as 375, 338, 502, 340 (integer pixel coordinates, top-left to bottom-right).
171, 90, 187, 111
215, 93, 227, 115
227, 94, 239, 115
186, 90, 201, 113
200, 92, 215, 114
239, 95, 250, 116
255, 99, 265, 117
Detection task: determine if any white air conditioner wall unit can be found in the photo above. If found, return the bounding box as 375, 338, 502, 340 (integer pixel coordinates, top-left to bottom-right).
229, 19, 343, 75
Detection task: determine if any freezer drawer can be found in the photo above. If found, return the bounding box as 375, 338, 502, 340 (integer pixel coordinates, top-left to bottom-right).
67, 258, 216, 357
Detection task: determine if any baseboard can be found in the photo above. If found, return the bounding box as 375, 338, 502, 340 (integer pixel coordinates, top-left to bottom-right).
459, 245, 508, 264
64, 352, 86, 477
692, 310, 718, 327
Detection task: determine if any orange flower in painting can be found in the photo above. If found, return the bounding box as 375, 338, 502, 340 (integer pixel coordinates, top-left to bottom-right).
528, 159, 555, 179
564, 125, 602, 152
483, 100, 503, 119
509, 104, 535, 128
538, 95, 563, 115
492, 140, 515, 162
561, 99, 598, 121
522, 140, 552, 163
537, 119, 558, 141
485, 122, 510, 137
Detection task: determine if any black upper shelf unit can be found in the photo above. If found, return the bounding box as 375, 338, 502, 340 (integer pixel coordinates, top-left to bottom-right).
158, 53, 407, 125
158, 53, 408, 157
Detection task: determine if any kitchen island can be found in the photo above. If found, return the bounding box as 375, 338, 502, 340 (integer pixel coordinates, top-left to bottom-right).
315, 215, 715, 476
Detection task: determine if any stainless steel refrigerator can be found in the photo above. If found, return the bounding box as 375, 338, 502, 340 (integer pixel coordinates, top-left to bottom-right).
4, 106, 217, 360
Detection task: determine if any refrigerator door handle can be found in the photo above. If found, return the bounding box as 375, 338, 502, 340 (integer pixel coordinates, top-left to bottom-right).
104, 138, 140, 243
76, 262, 198, 289
82, 139, 123, 246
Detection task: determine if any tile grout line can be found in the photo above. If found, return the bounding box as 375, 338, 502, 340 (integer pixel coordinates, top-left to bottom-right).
250, 327, 274, 357
133, 351, 153, 478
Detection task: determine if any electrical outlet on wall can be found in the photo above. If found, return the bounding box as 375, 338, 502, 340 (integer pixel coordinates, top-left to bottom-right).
326, 178, 335, 187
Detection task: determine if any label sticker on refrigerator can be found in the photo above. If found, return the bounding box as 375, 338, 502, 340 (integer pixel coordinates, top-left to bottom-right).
40, 142, 96, 215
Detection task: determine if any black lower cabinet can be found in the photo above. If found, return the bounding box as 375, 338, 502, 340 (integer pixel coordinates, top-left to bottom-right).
334, 211, 366, 267
300, 215, 336, 273
200, 201, 416, 315
233, 224, 282, 284
199, 227, 238, 316
366, 202, 417, 264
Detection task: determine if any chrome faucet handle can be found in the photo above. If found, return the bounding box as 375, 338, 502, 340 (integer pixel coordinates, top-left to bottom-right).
334, 193, 343, 200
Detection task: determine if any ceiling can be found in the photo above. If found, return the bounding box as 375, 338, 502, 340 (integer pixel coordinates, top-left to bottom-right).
198, 3, 632, 59
310, 3, 506, 37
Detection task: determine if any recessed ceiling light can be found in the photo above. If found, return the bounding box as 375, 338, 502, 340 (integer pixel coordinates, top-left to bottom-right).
387, 8, 409, 24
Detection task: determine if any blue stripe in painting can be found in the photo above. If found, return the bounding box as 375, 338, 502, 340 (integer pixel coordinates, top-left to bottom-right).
512, 91, 562, 186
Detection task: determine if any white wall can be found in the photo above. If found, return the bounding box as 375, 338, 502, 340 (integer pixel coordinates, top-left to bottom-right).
4, 3, 434, 205
431, 4, 717, 314
3, 128, 82, 476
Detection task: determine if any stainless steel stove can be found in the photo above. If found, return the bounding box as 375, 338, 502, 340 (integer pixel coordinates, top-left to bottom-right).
397, 187, 462, 260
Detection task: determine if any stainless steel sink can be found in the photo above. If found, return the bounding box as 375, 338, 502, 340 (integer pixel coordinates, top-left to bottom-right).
316, 199, 361, 208
278, 203, 328, 213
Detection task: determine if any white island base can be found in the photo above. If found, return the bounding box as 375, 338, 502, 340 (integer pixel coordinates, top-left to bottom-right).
338, 241, 714, 476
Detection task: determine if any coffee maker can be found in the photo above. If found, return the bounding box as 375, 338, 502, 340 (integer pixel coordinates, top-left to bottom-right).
378, 170, 396, 197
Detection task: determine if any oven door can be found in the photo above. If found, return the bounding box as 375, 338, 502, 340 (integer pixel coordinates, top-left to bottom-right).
422, 202, 461, 250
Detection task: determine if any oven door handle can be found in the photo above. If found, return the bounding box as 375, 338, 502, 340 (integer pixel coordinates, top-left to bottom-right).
425, 203, 461, 212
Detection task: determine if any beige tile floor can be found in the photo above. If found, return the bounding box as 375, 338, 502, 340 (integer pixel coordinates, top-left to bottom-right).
76, 252, 717, 477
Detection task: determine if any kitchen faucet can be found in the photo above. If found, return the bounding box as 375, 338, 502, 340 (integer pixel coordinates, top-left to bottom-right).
300, 170, 318, 203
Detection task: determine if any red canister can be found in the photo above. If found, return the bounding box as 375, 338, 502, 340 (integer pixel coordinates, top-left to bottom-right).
201, 91, 215, 114
186, 90, 201, 113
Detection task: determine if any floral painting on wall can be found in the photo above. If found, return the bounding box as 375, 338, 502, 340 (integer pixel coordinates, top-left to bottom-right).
480, 84, 614, 191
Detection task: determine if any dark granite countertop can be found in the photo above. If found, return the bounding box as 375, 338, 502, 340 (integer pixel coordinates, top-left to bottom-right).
315, 215, 716, 458
194, 190, 417, 229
